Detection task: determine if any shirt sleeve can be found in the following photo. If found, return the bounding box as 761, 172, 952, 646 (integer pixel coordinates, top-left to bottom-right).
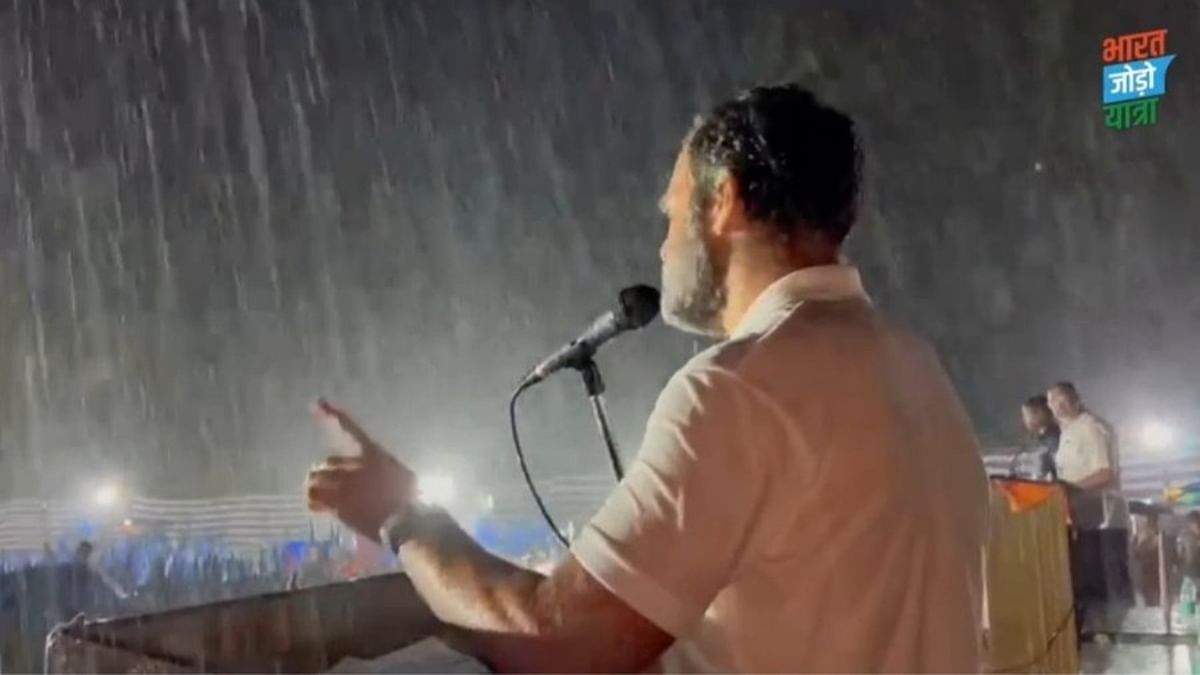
1073, 421, 1112, 478
570, 364, 776, 638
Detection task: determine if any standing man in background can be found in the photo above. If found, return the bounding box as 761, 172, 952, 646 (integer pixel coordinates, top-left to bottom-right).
1048, 381, 1133, 615
1019, 395, 1060, 480
306, 83, 991, 672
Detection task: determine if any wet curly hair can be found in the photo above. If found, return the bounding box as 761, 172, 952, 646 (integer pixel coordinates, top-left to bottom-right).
687, 83, 863, 244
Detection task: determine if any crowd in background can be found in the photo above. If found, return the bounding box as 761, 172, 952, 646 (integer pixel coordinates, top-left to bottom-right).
0, 533, 383, 672
0, 524, 563, 672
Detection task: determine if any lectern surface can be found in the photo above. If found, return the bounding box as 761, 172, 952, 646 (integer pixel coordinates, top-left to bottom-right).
45, 572, 462, 673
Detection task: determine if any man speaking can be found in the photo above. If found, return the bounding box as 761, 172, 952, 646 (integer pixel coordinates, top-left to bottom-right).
306, 84, 990, 672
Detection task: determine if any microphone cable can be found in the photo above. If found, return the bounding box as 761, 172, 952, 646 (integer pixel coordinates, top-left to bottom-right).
986, 602, 1077, 673
509, 385, 571, 549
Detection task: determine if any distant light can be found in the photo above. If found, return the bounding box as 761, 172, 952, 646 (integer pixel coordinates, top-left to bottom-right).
482, 494, 495, 512
1139, 421, 1176, 450
1033, 160, 1045, 173
122, 518, 134, 528
94, 482, 121, 508
418, 474, 456, 507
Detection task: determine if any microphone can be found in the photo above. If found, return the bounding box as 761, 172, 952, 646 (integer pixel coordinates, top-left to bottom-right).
518, 285, 660, 390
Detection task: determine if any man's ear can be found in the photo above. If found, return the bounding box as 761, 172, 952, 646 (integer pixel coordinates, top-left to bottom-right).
709, 173, 746, 237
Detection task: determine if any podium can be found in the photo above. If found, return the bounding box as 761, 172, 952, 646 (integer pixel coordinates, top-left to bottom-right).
984, 477, 1079, 673
44, 572, 480, 673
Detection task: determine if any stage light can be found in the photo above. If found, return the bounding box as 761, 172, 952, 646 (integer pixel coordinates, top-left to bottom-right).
93, 482, 121, 508
1139, 420, 1176, 450
418, 473, 456, 507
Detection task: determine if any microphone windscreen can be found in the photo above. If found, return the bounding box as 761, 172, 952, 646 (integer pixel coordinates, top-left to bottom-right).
617, 285, 661, 329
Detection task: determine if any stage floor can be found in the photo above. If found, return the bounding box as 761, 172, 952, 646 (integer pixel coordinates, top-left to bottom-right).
1084, 606, 1200, 674
1084, 641, 1196, 673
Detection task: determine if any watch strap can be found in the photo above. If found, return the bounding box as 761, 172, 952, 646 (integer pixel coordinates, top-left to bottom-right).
379, 506, 416, 553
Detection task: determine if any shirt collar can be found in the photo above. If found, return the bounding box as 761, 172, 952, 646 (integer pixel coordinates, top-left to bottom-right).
1062, 411, 1095, 430
730, 264, 870, 339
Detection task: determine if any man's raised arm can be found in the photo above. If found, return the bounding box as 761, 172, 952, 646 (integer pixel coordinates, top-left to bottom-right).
305, 400, 672, 673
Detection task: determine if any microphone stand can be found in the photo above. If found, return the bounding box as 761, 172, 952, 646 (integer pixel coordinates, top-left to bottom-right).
508, 355, 626, 550
575, 358, 625, 481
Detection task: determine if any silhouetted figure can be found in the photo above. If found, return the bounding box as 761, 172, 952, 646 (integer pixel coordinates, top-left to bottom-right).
1019, 394, 1060, 480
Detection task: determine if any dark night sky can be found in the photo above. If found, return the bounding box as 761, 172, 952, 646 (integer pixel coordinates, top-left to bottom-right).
0, 0, 1198, 507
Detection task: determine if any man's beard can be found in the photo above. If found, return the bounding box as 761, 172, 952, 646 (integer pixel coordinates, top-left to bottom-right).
661, 216, 727, 338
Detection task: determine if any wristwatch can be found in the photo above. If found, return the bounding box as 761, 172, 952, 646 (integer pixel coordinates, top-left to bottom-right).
379, 502, 435, 554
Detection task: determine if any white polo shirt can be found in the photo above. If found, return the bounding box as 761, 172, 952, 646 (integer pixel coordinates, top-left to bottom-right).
1056, 411, 1127, 530
572, 265, 991, 673
1055, 412, 1116, 485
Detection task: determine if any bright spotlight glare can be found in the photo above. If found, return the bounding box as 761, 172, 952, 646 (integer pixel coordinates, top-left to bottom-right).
418, 474, 456, 506
1140, 421, 1176, 449
93, 483, 121, 508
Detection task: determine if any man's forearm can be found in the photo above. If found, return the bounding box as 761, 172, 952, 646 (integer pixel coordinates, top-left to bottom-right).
398, 507, 547, 635
396, 511, 672, 673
